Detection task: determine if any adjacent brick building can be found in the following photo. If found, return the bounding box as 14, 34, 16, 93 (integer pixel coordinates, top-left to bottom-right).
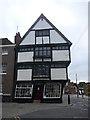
0, 38, 15, 101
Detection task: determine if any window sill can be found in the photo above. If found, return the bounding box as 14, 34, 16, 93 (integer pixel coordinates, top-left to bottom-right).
43, 97, 60, 99
0, 73, 7, 75
2, 53, 8, 56
14, 97, 32, 99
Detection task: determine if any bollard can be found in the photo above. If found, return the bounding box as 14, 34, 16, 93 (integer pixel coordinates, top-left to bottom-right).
68, 94, 70, 104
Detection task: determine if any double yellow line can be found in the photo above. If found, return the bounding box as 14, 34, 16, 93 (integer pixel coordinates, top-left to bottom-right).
14, 116, 21, 120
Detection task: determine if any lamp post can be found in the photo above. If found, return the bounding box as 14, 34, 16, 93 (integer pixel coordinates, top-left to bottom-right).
76, 74, 79, 98
67, 80, 70, 104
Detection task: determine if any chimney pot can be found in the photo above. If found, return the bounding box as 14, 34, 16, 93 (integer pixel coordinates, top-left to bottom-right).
14, 32, 21, 45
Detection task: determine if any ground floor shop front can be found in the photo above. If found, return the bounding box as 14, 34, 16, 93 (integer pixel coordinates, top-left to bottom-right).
14, 81, 66, 103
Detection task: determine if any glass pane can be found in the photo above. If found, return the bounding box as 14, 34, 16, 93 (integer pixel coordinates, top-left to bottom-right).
47, 51, 50, 56
36, 31, 39, 36
35, 47, 38, 50
39, 51, 43, 56
35, 51, 38, 56
43, 51, 46, 56
38, 31, 42, 36
36, 37, 42, 44
43, 47, 46, 50
47, 47, 50, 50
43, 83, 60, 98
39, 47, 43, 50
43, 30, 49, 36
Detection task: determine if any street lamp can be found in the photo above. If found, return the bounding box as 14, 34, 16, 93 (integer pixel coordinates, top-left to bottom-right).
76, 74, 79, 98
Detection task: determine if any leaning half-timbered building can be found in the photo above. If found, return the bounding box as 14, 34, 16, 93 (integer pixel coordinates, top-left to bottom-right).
13, 14, 72, 103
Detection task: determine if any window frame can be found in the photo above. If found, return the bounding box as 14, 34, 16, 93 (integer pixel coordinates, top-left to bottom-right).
1, 63, 7, 73
34, 46, 51, 58
43, 83, 61, 98
15, 84, 33, 98
33, 64, 49, 77
35, 30, 50, 37
2, 47, 8, 55
35, 30, 50, 44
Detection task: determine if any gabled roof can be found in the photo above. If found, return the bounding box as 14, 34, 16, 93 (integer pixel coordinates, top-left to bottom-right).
19, 14, 72, 45
0, 38, 13, 45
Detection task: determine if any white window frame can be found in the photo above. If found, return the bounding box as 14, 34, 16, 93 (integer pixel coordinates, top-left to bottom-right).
15, 84, 33, 98
43, 83, 61, 99
0, 63, 7, 74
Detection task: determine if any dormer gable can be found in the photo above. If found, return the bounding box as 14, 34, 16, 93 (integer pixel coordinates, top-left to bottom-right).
19, 14, 72, 46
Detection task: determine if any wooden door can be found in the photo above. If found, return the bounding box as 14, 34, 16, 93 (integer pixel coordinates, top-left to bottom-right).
34, 85, 42, 100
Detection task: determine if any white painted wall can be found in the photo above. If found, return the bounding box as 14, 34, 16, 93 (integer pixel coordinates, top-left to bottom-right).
33, 18, 52, 30
50, 30, 66, 43
20, 31, 35, 45
17, 69, 32, 81
51, 68, 66, 80
52, 50, 69, 61
18, 52, 33, 62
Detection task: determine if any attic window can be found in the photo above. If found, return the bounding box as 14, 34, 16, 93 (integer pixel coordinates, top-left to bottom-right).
36, 30, 50, 37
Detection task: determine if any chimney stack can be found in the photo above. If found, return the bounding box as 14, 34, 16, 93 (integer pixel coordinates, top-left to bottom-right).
14, 32, 21, 45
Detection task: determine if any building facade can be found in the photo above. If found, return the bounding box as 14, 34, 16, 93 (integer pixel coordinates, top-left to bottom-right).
0, 38, 15, 102
64, 80, 77, 94
13, 14, 72, 103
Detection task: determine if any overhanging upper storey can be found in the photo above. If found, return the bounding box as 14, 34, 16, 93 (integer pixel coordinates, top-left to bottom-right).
19, 14, 72, 46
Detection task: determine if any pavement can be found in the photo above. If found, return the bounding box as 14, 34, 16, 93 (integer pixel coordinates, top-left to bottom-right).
1, 94, 89, 119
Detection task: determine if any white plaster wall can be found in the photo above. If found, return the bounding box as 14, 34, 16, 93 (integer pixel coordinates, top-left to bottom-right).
17, 69, 32, 81
52, 50, 69, 61
50, 30, 66, 43
20, 31, 35, 45
51, 68, 66, 80
18, 52, 33, 62
33, 19, 52, 30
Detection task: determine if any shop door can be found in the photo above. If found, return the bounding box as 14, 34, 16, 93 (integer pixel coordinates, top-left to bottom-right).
34, 85, 42, 100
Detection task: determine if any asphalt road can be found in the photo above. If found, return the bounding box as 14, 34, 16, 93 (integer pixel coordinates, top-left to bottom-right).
20, 95, 89, 118
1, 94, 89, 119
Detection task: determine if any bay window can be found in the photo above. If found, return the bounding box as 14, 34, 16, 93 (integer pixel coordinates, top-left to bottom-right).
15, 83, 33, 98
43, 83, 61, 98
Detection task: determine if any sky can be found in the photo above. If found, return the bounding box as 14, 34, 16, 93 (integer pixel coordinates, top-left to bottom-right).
0, 0, 89, 83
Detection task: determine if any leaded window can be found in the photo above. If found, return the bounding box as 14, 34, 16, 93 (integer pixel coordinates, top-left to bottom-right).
19, 47, 33, 52
52, 46, 69, 50
33, 64, 49, 77
35, 30, 50, 44
35, 47, 51, 58
15, 83, 33, 98
35, 30, 50, 37
43, 83, 61, 98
